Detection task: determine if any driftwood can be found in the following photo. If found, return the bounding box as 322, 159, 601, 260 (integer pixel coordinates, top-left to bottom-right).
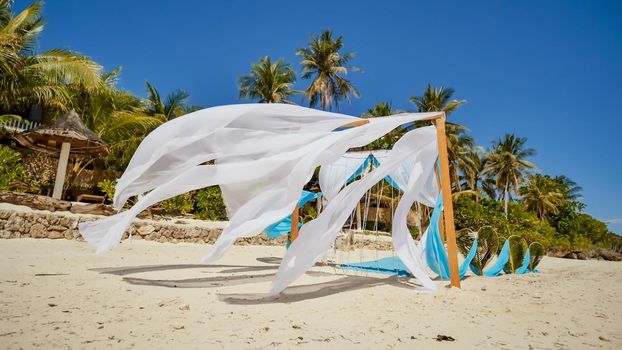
0, 191, 71, 212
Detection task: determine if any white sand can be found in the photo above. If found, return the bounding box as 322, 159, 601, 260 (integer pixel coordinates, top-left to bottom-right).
0, 239, 620, 349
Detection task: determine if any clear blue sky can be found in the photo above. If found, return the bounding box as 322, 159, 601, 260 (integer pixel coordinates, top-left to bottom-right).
30, 0, 622, 233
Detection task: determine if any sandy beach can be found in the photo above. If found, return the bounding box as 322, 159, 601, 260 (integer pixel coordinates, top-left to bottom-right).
0, 239, 620, 349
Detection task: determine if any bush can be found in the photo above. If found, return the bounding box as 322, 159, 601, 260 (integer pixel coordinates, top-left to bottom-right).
160, 193, 194, 216
0, 145, 26, 190
97, 179, 117, 203
194, 187, 227, 221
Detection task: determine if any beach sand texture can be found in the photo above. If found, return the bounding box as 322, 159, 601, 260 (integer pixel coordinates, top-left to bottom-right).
1, 238, 620, 349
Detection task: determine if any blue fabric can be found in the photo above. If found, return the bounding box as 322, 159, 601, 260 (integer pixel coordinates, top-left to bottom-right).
459, 239, 478, 278
340, 256, 410, 276
484, 240, 510, 277
369, 154, 403, 191
346, 155, 373, 184
425, 195, 451, 280
264, 190, 321, 238
515, 248, 531, 274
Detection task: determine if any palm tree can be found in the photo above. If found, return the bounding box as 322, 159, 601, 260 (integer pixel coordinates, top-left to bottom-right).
410, 84, 473, 191
362, 102, 393, 118
484, 134, 536, 216
238, 56, 298, 103
521, 174, 565, 220
0, 1, 102, 120
461, 151, 496, 200
144, 81, 191, 121
410, 84, 466, 115
296, 30, 360, 111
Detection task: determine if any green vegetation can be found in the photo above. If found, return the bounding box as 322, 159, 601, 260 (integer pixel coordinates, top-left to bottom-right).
0, 144, 26, 190
0, 1, 619, 253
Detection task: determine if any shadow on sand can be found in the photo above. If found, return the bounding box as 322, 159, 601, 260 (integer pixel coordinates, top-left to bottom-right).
90, 257, 421, 303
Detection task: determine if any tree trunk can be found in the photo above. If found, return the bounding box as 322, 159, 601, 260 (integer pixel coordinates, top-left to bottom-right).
503, 179, 509, 218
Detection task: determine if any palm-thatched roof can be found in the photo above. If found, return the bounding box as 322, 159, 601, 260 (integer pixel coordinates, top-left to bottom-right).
15, 110, 108, 155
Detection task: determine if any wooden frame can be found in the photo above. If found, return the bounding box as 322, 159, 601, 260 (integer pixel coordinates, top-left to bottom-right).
289, 113, 461, 288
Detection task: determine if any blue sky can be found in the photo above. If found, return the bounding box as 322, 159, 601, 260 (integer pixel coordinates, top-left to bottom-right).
30, 1, 621, 233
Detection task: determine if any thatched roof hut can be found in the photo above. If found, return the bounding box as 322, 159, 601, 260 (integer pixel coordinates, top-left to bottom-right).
15, 110, 108, 199
15, 110, 108, 155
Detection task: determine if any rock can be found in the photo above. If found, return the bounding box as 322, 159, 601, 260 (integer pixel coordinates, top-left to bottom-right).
0, 230, 11, 239
178, 304, 190, 311
29, 223, 46, 238
575, 251, 587, 260
49, 225, 67, 232
5, 215, 26, 232
562, 252, 577, 259
137, 225, 155, 236
48, 231, 64, 239
592, 248, 622, 262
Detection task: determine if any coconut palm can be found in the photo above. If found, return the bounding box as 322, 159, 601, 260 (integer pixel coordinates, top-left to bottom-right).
484, 134, 536, 216
521, 174, 565, 220
238, 56, 298, 104
296, 30, 360, 111
409, 84, 465, 116
144, 81, 191, 121
362, 102, 393, 118
461, 151, 496, 200
0, 0, 102, 119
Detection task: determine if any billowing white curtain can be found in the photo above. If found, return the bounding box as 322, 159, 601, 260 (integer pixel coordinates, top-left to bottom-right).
78, 103, 443, 292
271, 127, 439, 294
318, 151, 370, 201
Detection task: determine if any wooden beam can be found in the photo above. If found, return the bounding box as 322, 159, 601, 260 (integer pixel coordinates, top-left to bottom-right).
433, 114, 461, 288
339, 119, 370, 129
290, 203, 300, 242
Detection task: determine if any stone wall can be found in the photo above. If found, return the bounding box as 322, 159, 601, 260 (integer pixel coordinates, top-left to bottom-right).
0, 209, 288, 246
0, 208, 395, 251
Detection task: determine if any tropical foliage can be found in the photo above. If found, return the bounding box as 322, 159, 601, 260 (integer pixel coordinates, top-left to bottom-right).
484, 134, 536, 216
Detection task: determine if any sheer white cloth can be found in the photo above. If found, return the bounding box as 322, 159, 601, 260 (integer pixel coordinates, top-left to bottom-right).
271, 127, 439, 294
78, 104, 442, 293
318, 151, 370, 200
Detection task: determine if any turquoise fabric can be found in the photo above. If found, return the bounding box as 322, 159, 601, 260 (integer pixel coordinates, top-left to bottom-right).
369, 154, 403, 191
346, 155, 373, 184
515, 248, 531, 274
264, 190, 321, 239
425, 195, 451, 280
484, 240, 510, 277
459, 239, 478, 278
340, 256, 410, 276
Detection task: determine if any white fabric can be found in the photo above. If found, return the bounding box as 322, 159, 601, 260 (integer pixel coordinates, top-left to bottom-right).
271, 127, 439, 294
113, 104, 356, 210
318, 151, 370, 200
78, 103, 442, 293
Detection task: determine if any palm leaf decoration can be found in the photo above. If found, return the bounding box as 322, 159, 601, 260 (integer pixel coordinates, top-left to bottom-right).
475, 226, 500, 275
504, 235, 528, 273
528, 242, 544, 271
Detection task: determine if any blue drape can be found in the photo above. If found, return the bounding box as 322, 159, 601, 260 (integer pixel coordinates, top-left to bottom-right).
484, 240, 510, 277
264, 190, 322, 238
515, 248, 531, 274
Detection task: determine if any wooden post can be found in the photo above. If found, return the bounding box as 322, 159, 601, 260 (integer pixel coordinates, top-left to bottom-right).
52, 142, 71, 200
290, 203, 300, 242
433, 114, 461, 288
433, 167, 446, 242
